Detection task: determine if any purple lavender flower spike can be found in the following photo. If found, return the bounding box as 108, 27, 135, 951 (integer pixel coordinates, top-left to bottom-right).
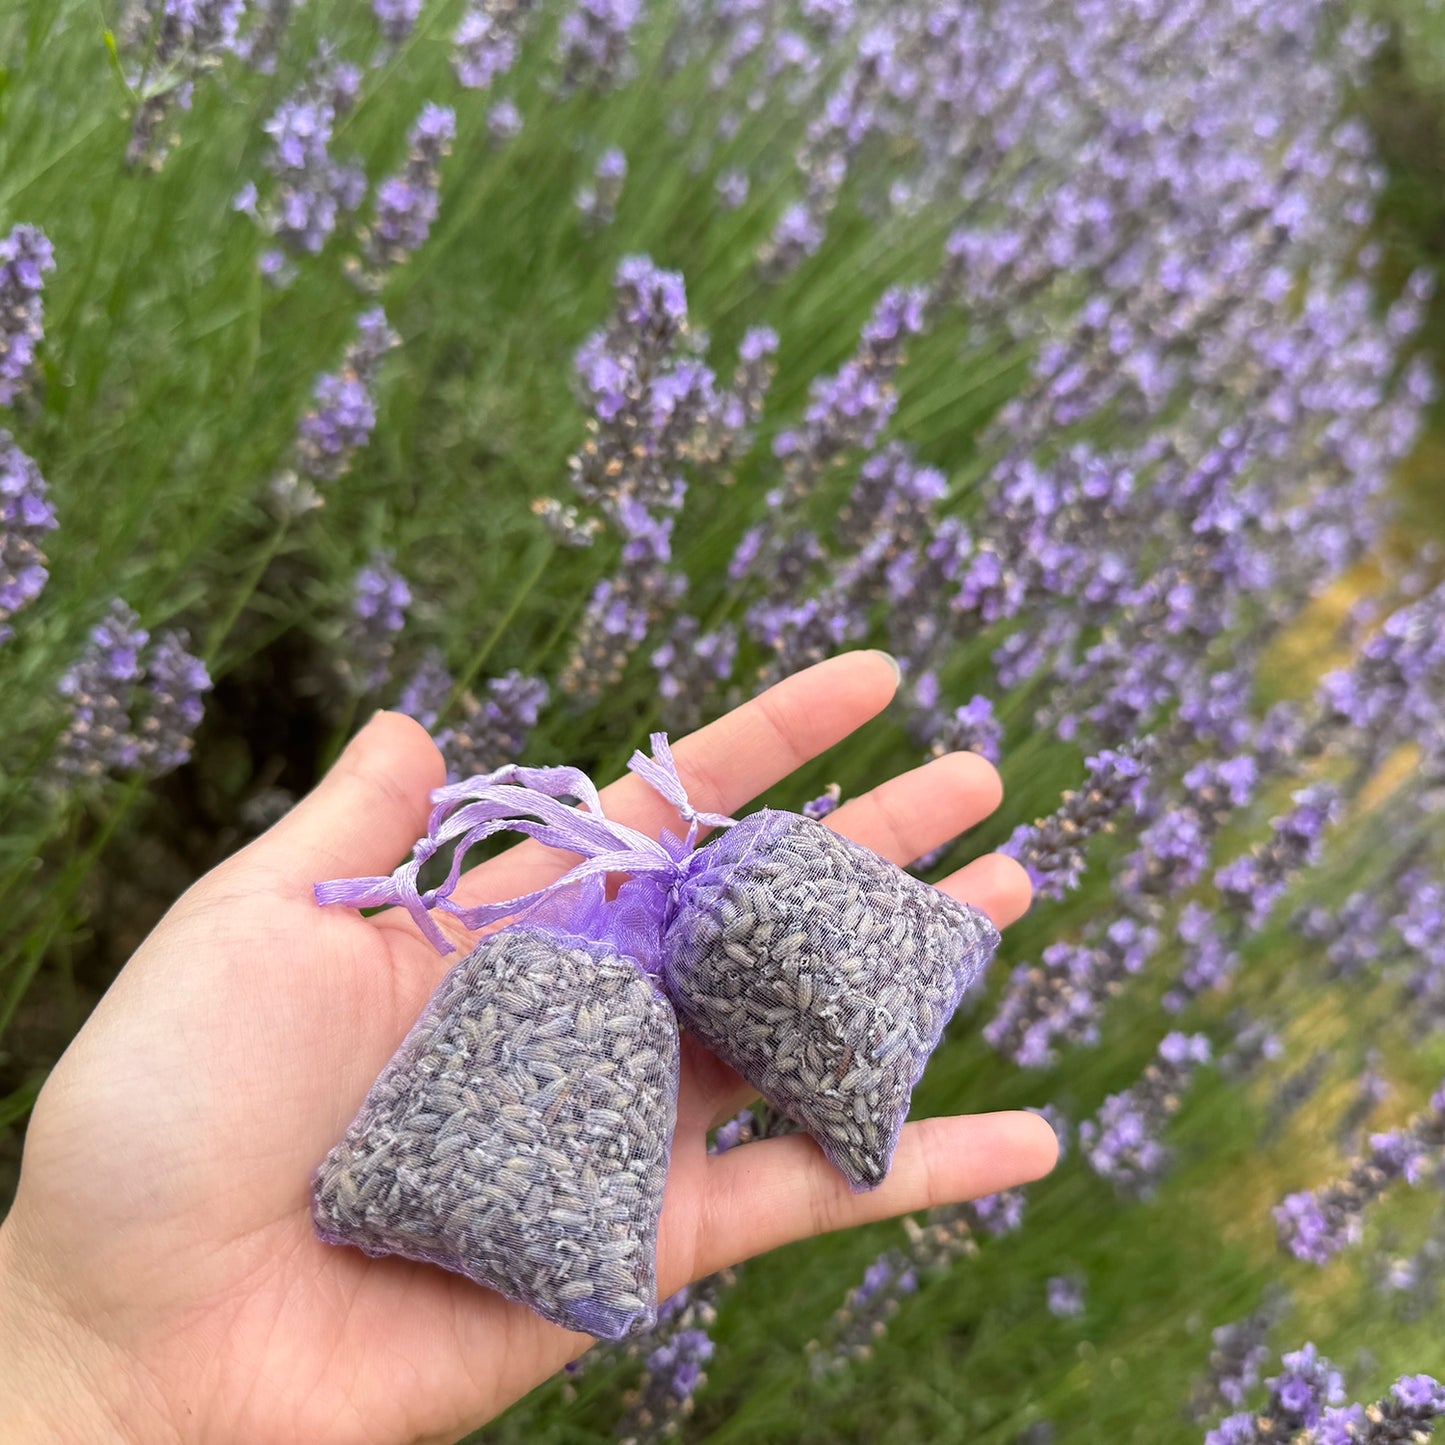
244, 52, 368, 268
119, 1, 247, 166
1046, 1275, 1085, 1319
343, 551, 412, 696
651, 616, 737, 732
1080, 1033, 1210, 1199
487, 98, 523, 143
364, 103, 456, 275
716, 168, 750, 210
1206, 1343, 1346, 1444
282, 307, 399, 508
557, 0, 645, 94
373, 0, 423, 46
133, 629, 212, 776
230, 0, 301, 74
1002, 740, 1155, 902
926, 695, 1003, 765
1163, 904, 1239, 1014
1215, 785, 1341, 927
453, 1, 537, 90
0, 225, 55, 406
1274, 1083, 1445, 1265
802, 784, 841, 821
396, 649, 453, 733
1189, 1292, 1288, 1421
434, 670, 549, 779
54, 600, 150, 779
807, 1247, 919, 1376
616, 1325, 715, 1441
0, 433, 57, 641
577, 147, 627, 231
985, 919, 1159, 1069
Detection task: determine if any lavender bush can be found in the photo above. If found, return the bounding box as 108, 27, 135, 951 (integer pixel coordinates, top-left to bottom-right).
1, 0, 1444, 1440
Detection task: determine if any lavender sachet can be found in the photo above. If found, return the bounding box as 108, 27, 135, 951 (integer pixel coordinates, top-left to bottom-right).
314, 736, 1001, 1337
314, 767, 680, 1339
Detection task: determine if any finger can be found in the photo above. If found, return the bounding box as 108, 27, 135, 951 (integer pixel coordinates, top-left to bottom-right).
234, 711, 446, 895
689, 1111, 1058, 1280
441, 650, 901, 911
936, 853, 1033, 929
826, 751, 1002, 865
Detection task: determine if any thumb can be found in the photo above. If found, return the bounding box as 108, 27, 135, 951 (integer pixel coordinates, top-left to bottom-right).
234, 710, 445, 896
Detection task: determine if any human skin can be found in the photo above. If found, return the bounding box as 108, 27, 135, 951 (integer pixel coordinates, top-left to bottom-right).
0, 651, 1056, 1444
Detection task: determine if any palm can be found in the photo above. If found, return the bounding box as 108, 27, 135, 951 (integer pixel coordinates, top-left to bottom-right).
3, 655, 1056, 1445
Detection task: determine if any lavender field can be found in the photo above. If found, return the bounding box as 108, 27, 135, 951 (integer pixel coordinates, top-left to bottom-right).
2, 1, 1445, 1441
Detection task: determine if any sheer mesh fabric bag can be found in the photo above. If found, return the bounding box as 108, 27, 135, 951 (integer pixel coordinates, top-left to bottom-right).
317, 734, 1003, 1309
313, 767, 680, 1339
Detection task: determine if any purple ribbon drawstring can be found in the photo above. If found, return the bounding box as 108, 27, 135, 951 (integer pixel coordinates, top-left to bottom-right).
314, 735, 735, 954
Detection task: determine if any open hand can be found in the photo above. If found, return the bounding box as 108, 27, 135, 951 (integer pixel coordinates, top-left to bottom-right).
0, 652, 1056, 1444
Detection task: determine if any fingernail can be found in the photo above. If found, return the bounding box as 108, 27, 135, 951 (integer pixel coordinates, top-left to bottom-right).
869, 649, 902, 686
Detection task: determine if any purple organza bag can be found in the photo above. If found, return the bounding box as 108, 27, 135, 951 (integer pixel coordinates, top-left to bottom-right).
317, 737, 1001, 1259
313, 768, 679, 1339
661, 807, 999, 1187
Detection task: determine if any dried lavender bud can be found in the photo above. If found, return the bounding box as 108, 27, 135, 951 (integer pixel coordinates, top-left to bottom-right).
313, 927, 680, 1339
342, 551, 412, 695
664, 811, 1000, 1188
0, 224, 55, 406
0, 432, 57, 641
1079, 1032, 1211, 1199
